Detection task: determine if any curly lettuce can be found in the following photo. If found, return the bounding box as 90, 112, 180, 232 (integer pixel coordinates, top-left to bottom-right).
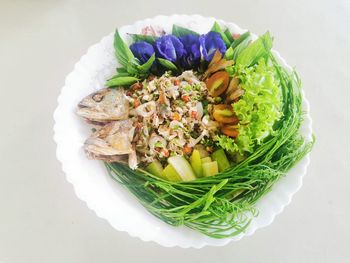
216, 59, 282, 154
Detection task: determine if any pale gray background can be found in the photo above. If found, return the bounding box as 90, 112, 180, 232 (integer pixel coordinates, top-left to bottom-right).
0, 0, 349, 262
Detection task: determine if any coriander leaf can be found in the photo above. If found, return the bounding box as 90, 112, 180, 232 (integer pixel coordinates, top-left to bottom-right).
106, 76, 139, 87
172, 25, 199, 37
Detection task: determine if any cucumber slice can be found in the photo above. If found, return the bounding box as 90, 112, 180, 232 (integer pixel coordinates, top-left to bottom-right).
190, 150, 203, 177
167, 156, 196, 181
211, 149, 230, 172
202, 161, 219, 177
162, 164, 182, 182
201, 157, 212, 164
145, 160, 164, 178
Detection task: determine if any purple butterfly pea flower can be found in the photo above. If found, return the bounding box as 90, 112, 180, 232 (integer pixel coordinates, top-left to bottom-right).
179, 34, 201, 69
199, 31, 226, 62
155, 35, 185, 63
130, 41, 155, 64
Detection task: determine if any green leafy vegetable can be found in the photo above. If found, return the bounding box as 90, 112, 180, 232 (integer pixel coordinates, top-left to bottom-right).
109, 30, 156, 83
224, 28, 234, 43
129, 33, 159, 43
114, 30, 134, 68
172, 25, 199, 37
231, 31, 251, 50
106, 76, 139, 87
232, 37, 251, 61
224, 46, 234, 60
138, 54, 155, 73
217, 59, 282, 154
236, 31, 273, 67
158, 58, 178, 71
211, 21, 231, 47
109, 71, 132, 78
214, 135, 238, 152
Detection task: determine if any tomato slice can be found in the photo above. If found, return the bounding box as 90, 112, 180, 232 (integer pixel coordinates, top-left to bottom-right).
221, 125, 239, 138
205, 71, 229, 97
212, 104, 239, 124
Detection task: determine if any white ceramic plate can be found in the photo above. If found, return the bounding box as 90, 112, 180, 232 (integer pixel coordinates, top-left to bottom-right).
53, 14, 313, 248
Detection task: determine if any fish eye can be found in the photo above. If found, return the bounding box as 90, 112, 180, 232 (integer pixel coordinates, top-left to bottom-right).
92, 93, 104, 102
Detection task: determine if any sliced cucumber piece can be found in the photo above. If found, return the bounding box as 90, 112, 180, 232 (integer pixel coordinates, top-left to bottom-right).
211, 149, 230, 172
145, 160, 164, 178
202, 161, 219, 177
162, 164, 182, 182
167, 156, 196, 181
190, 150, 203, 177
201, 156, 212, 164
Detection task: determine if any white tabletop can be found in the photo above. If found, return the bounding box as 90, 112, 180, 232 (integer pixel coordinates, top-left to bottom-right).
0, 0, 349, 262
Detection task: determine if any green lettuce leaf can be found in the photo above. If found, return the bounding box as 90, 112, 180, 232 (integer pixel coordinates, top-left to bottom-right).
216, 59, 282, 154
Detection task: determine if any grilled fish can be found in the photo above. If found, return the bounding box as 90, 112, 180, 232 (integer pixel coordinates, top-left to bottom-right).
84, 119, 137, 166
77, 88, 129, 123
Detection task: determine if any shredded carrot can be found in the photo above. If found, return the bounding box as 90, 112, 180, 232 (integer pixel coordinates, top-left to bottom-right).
158, 92, 166, 104
131, 82, 143, 90
174, 79, 180, 86
182, 95, 190, 102
191, 111, 198, 119
133, 99, 141, 107
172, 112, 181, 121
183, 145, 192, 155
161, 149, 169, 157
